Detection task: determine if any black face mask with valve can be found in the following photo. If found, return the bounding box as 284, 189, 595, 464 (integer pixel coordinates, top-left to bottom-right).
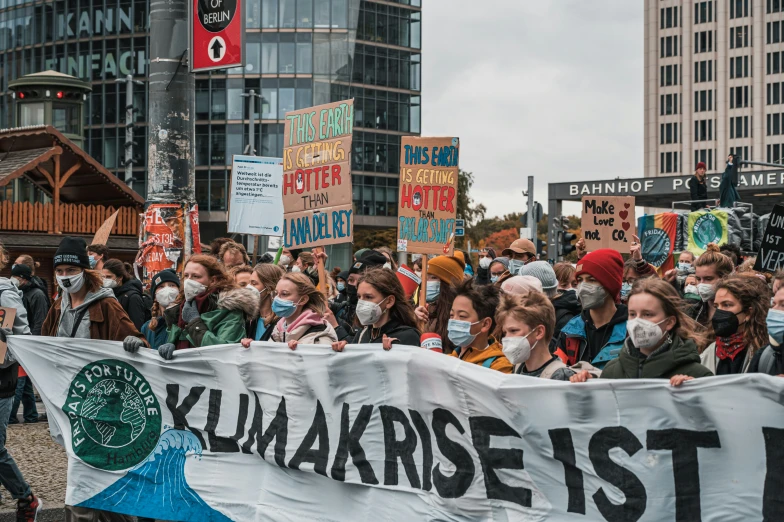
712, 309, 740, 337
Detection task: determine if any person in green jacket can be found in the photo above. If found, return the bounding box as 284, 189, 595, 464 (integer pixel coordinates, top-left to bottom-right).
154, 255, 259, 359
571, 278, 713, 385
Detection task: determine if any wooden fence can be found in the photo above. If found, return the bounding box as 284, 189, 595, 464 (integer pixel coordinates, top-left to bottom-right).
0, 201, 139, 236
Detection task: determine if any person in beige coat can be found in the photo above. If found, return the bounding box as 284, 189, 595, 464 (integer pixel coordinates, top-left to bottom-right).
270, 273, 338, 348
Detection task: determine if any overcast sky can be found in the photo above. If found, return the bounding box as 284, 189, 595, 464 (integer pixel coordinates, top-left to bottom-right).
421, 1, 644, 219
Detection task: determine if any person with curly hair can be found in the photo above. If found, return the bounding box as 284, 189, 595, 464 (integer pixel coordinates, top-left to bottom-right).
700, 275, 771, 375
218, 240, 250, 269
138, 255, 258, 360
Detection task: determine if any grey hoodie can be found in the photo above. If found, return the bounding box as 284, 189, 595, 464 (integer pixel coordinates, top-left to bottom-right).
0, 277, 31, 367
57, 287, 116, 339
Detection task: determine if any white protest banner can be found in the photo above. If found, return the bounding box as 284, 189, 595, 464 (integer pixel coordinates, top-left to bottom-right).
9, 336, 784, 522
228, 155, 284, 235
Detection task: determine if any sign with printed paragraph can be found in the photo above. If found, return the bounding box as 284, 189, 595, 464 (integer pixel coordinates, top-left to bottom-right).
10, 336, 784, 522
581, 196, 636, 253
282, 99, 353, 249
755, 204, 784, 273
397, 136, 460, 256
228, 155, 283, 236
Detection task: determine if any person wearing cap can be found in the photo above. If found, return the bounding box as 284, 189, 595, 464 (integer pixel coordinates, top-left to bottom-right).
554, 248, 627, 369
502, 238, 537, 277
475, 247, 497, 285
489, 257, 510, 286
414, 252, 465, 355
334, 270, 350, 304
141, 269, 181, 350
690, 161, 710, 211
329, 251, 388, 341
40, 237, 142, 522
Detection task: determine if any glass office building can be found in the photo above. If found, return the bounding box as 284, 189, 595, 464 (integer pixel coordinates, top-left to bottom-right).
0, 0, 422, 251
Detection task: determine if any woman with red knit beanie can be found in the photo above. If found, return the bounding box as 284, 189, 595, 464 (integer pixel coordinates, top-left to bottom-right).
554, 248, 628, 369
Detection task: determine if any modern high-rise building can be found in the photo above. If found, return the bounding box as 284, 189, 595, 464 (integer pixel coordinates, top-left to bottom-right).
644, 0, 784, 178
0, 0, 422, 264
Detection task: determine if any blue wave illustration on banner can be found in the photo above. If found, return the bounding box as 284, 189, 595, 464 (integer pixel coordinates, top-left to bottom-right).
78, 428, 232, 521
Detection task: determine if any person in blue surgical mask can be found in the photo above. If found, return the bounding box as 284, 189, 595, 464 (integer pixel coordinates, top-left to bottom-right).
749, 283, 784, 375
270, 273, 337, 348
86, 243, 110, 271
447, 279, 512, 373
414, 252, 464, 355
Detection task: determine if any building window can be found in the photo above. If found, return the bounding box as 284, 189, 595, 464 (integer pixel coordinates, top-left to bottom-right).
730, 56, 750, 79
695, 119, 714, 141
730, 0, 749, 19
730, 147, 750, 162
661, 93, 679, 115
730, 116, 749, 139
695, 1, 713, 24
769, 0, 783, 14
767, 113, 783, 135
660, 64, 679, 87
660, 35, 679, 58
695, 149, 714, 171
768, 21, 781, 44
767, 143, 783, 163
695, 89, 714, 112
694, 60, 714, 83
768, 82, 784, 105
660, 6, 679, 29
730, 86, 749, 108
731, 26, 750, 49
660, 151, 679, 174
694, 31, 713, 53
767, 52, 783, 75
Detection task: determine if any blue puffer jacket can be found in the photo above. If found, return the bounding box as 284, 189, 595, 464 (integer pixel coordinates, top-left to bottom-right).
554, 311, 627, 370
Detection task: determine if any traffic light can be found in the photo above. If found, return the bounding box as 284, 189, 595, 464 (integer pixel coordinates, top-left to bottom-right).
536, 238, 547, 257
561, 231, 577, 256
14, 90, 41, 100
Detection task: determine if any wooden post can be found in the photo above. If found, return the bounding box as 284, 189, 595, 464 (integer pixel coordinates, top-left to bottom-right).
418, 256, 429, 331
53, 155, 61, 234
314, 246, 328, 297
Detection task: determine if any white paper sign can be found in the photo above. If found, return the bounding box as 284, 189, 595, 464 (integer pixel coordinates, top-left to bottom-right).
8, 336, 784, 522
228, 155, 283, 235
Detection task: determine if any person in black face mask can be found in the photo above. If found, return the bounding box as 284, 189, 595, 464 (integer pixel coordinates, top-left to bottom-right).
700, 275, 771, 375
327, 251, 387, 341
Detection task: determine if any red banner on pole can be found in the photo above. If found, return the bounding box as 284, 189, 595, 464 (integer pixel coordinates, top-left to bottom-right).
190, 0, 244, 73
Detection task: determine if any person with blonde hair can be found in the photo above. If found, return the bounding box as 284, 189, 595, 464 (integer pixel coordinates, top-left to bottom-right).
241, 263, 286, 344
699, 275, 771, 375
270, 273, 338, 348
496, 292, 573, 379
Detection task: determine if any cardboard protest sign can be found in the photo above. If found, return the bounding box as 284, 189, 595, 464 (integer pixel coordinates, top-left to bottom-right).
397, 136, 460, 256
228, 155, 284, 236
754, 204, 784, 273
92, 210, 120, 246
581, 196, 636, 253
282, 99, 354, 249
0, 307, 15, 362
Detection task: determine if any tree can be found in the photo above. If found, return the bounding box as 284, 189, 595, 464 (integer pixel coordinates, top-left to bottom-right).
456, 170, 487, 249
485, 228, 519, 253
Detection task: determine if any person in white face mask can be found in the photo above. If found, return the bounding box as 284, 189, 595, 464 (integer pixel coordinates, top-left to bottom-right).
331, 268, 420, 351
152, 255, 258, 360
140, 269, 181, 350
474, 248, 497, 285
497, 292, 575, 379
101, 258, 147, 330
689, 244, 735, 328
40, 237, 144, 522
571, 278, 712, 384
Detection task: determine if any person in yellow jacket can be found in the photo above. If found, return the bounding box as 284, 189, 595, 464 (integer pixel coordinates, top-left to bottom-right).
447, 278, 513, 373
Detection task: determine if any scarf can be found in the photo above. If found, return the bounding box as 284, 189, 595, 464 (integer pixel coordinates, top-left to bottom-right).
716, 332, 746, 361
176, 289, 216, 349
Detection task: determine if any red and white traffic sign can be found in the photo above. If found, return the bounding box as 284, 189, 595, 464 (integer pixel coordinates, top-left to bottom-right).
190, 0, 244, 72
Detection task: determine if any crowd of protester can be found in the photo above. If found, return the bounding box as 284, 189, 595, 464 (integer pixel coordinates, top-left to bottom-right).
0, 229, 782, 521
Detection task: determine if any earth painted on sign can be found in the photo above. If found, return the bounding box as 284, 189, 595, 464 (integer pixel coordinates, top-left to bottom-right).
63, 359, 161, 471
198, 0, 237, 33
692, 213, 723, 250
